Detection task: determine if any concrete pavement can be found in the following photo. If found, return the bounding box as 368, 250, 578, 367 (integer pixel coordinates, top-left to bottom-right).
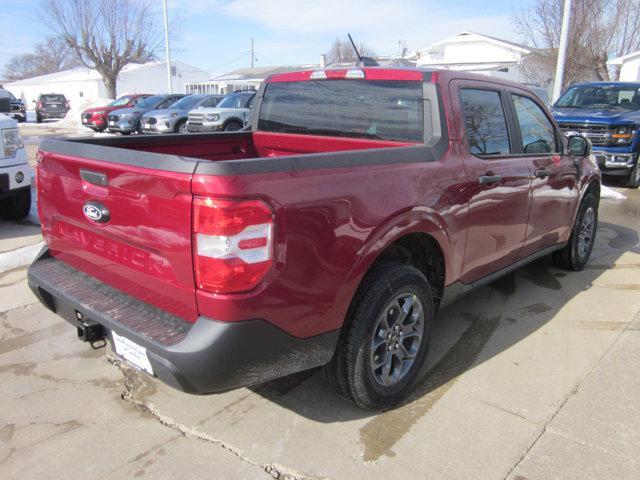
1, 182, 639, 479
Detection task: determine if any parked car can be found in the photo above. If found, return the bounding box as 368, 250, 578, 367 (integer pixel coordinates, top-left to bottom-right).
0, 90, 27, 123
552, 81, 640, 188
186, 91, 255, 132
141, 94, 225, 134
107, 94, 185, 135
29, 67, 600, 410
34, 93, 70, 123
0, 90, 10, 118
0, 113, 30, 219
81, 94, 152, 132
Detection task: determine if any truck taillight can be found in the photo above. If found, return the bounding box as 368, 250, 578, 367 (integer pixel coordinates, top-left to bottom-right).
193, 197, 274, 294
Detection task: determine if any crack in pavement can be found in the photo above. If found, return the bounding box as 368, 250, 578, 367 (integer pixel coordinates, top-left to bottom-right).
109, 356, 327, 480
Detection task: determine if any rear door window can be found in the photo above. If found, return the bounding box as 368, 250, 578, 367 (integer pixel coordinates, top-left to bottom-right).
258, 80, 423, 142
459, 89, 511, 156
511, 94, 558, 154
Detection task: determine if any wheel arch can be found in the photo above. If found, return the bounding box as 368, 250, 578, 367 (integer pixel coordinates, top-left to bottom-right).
346, 211, 455, 313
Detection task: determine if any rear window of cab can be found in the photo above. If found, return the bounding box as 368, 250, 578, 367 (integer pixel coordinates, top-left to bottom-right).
258, 80, 424, 143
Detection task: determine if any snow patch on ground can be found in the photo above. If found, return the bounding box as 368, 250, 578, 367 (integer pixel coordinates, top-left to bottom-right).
600, 185, 627, 200
27, 185, 39, 225
0, 241, 44, 274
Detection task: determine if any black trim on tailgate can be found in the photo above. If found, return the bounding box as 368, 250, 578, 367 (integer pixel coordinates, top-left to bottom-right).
39, 137, 200, 173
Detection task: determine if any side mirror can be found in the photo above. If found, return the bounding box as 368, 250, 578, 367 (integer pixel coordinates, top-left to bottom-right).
566, 134, 591, 156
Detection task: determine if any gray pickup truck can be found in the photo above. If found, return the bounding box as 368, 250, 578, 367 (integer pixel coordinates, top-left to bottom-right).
186, 91, 255, 132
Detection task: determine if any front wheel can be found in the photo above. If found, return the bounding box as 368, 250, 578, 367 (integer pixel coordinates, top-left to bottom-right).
553, 192, 598, 271
176, 120, 188, 134
625, 163, 640, 189
223, 121, 243, 132
0, 188, 31, 221
324, 263, 434, 410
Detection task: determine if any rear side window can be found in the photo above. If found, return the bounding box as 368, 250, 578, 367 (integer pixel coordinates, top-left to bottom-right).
258, 80, 423, 142
511, 95, 557, 153
460, 89, 510, 155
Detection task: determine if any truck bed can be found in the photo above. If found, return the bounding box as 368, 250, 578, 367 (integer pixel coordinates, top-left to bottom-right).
48, 131, 418, 163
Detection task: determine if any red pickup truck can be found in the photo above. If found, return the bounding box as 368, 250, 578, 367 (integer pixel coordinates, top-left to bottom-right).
28, 68, 600, 409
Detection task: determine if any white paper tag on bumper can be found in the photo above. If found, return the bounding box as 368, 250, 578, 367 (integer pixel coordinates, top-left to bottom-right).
112, 331, 154, 375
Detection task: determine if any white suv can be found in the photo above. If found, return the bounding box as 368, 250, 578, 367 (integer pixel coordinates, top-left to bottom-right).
0, 113, 30, 220
186, 92, 255, 133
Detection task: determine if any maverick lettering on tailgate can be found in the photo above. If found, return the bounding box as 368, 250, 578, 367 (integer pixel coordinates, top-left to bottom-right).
54, 221, 168, 276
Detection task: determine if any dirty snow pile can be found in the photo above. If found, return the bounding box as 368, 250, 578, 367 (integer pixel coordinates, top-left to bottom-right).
53, 96, 112, 130
600, 185, 626, 200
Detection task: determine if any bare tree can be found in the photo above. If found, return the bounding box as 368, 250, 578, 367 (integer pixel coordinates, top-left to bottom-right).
514, 0, 640, 88
40, 0, 162, 98
325, 38, 376, 64
3, 37, 82, 81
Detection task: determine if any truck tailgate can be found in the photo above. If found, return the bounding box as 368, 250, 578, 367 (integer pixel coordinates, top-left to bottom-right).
36, 144, 199, 321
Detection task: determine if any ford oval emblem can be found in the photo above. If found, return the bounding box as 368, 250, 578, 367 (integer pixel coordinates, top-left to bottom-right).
83, 201, 110, 223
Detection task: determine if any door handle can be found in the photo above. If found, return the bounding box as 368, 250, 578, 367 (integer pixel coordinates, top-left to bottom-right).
478, 174, 502, 185
534, 168, 552, 179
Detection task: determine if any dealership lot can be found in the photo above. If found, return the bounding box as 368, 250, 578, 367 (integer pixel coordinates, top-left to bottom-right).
1, 128, 639, 479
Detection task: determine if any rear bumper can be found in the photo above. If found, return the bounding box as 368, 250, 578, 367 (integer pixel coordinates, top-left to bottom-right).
27, 249, 338, 394
39, 111, 68, 119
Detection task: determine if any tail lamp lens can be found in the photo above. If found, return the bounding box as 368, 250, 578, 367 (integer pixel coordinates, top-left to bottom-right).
193, 197, 274, 294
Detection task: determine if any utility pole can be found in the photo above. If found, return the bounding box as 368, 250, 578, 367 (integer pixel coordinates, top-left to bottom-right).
250, 37, 255, 68
162, 0, 173, 93
552, 0, 572, 103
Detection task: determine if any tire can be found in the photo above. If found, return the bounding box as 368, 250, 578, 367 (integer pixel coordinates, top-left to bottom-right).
18, 115, 26, 123
0, 188, 31, 221
36, 113, 42, 123
324, 262, 434, 410
553, 192, 598, 271
120, 131, 131, 136
175, 120, 187, 134
625, 162, 640, 189
223, 121, 243, 132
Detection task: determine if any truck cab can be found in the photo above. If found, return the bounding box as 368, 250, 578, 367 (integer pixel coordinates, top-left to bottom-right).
552, 81, 640, 188
0, 114, 31, 220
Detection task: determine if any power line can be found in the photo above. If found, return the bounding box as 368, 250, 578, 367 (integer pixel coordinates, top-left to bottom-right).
204, 53, 249, 73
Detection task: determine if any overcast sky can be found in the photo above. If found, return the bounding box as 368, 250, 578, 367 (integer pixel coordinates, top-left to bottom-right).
1, 0, 533, 75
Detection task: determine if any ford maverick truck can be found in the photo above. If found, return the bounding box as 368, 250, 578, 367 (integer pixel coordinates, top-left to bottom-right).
553, 81, 640, 188
28, 68, 600, 409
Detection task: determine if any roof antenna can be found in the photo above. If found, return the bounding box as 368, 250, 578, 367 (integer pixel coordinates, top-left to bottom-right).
347, 33, 379, 67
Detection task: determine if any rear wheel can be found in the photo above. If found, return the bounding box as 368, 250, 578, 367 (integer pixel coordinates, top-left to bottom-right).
324, 263, 434, 410
0, 188, 31, 221
553, 192, 598, 271
223, 121, 243, 132
625, 163, 640, 189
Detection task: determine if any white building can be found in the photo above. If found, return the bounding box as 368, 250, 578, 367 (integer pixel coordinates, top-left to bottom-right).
4, 60, 210, 107
607, 51, 640, 81
416, 31, 532, 83
186, 65, 318, 95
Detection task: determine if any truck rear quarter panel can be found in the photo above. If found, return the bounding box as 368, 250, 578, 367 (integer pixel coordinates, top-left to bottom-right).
192, 145, 468, 338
